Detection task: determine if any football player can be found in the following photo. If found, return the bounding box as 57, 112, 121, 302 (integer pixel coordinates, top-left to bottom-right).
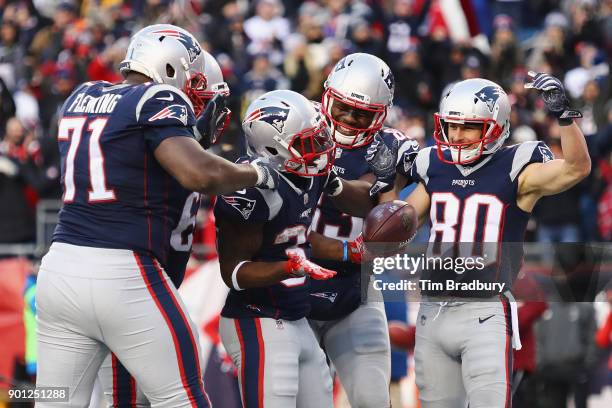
95, 49, 231, 407
375, 73, 590, 407
307, 53, 419, 408
215, 89, 378, 408
35, 25, 280, 407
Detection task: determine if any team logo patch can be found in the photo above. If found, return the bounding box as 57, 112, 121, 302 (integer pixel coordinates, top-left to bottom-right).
384, 70, 395, 91
310, 292, 338, 303
221, 195, 256, 220
149, 104, 188, 125
244, 106, 290, 133
152, 29, 202, 64
474, 86, 503, 113
539, 145, 554, 162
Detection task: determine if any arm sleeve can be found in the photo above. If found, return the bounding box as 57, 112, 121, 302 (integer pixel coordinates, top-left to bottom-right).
136, 85, 197, 150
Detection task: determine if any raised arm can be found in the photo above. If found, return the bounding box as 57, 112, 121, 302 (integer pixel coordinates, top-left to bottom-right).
517, 72, 591, 211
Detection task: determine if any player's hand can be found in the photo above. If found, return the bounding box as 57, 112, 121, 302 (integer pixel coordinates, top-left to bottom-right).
325, 168, 344, 197
347, 234, 365, 264
250, 158, 279, 190
195, 93, 232, 149
284, 253, 336, 280
524, 71, 582, 123
366, 134, 399, 196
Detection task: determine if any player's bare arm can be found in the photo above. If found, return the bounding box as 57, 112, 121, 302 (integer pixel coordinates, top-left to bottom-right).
517, 72, 591, 211
326, 171, 377, 218
216, 216, 286, 288
217, 216, 336, 290
154, 137, 274, 195
308, 230, 364, 264
403, 182, 430, 228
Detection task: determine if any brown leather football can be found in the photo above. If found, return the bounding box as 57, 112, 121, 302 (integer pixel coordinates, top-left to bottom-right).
362, 200, 418, 253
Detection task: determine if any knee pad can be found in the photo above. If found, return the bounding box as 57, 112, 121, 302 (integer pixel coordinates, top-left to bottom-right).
348, 368, 390, 408
271, 352, 299, 397
349, 306, 389, 354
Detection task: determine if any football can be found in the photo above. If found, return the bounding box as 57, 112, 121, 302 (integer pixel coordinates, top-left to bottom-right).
362, 200, 418, 254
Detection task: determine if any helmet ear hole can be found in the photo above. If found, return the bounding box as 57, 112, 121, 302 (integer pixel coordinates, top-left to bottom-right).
266, 146, 278, 155
166, 64, 175, 78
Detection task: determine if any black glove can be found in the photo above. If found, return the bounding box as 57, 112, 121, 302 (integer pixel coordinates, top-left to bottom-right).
249, 158, 279, 190
524, 71, 582, 125
194, 93, 231, 149
365, 134, 399, 196
324, 168, 343, 197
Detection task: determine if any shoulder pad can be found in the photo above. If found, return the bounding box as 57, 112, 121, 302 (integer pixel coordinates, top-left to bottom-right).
215, 186, 281, 222
135, 84, 196, 127
411, 146, 434, 185
509, 141, 554, 182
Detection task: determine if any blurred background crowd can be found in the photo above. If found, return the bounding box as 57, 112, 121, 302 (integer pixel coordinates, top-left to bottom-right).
0, 0, 611, 407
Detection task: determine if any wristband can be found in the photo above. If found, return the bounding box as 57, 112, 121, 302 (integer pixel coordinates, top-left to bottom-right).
342, 241, 349, 262
231, 261, 249, 291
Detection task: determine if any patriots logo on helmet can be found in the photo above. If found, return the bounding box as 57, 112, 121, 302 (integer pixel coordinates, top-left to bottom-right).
244, 106, 290, 133
474, 86, 503, 113
221, 195, 256, 220
153, 29, 202, 64
384, 70, 395, 91
149, 104, 188, 125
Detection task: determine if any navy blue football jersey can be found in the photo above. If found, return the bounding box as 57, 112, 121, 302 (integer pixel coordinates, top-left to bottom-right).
165, 192, 201, 287
309, 128, 418, 320
215, 160, 329, 320
53, 80, 198, 268
410, 141, 554, 297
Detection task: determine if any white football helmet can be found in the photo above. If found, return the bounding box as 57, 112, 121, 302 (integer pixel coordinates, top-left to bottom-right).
243, 90, 334, 177
434, 78, 511, 165
120, 24, 208, 115
322, 53, 394, 149
202, 50, 230, 102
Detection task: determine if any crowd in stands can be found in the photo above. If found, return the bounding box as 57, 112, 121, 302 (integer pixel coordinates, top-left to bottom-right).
0, 0, 610, 244
0, 1, 611, 406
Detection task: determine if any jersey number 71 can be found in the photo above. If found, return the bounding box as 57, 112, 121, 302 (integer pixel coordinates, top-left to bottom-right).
58, 117, 115, 203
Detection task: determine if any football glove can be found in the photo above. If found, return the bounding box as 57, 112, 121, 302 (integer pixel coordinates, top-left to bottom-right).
345, 234, 365, 264
250, 158, 279, 190
524, 71, 582, 125
397, 138, 420, 177
325, 168, 344, 197
284, 252, 336, 280
194, 93, 232, 149
366, 134, 399, 196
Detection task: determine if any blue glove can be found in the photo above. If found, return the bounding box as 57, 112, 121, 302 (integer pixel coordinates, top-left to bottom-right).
524, 71, 582, 125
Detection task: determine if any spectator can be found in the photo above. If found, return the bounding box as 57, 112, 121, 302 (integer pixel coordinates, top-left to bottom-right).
489, 14, 522, 85
535, 299, 597, 408
0, 117, 36, 243
0, 20, 26, 91
243, 0, 289, 66
238, 52, 289, 117
0, 76, 15, 135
